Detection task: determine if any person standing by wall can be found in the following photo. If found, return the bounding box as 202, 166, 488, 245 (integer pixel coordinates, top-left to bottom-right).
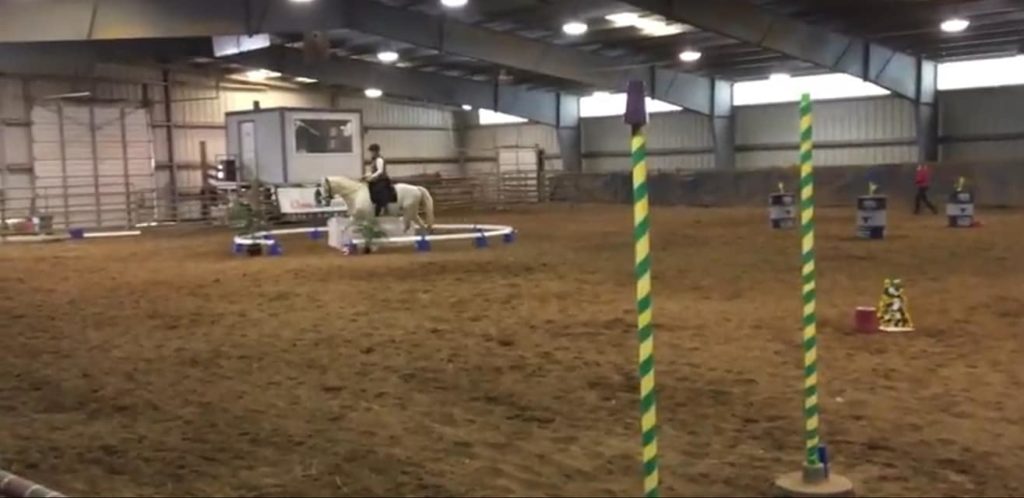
914, 163, 938, 215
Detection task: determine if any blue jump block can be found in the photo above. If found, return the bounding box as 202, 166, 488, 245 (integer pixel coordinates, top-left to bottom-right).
344, 242, 359, 255
232, 242, 245, 255
415, 235, 432, 252
502, 230, 517, 244
474, 231, 488, 249
309, 229, 323, 240
68, 228, 85, 239
818, 444, 830, 478
267, 242, 283, 256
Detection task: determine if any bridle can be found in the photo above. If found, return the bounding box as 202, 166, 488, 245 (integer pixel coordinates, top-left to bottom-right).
321, 177, 333, 202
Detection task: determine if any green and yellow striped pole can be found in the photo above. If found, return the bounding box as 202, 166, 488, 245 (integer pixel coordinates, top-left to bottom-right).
625, 80, 659, 497
798, 93, 823, 476
774, 93, 854, 496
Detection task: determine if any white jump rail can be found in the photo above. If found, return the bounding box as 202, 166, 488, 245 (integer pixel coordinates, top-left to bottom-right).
233, 223, 515, 247
0, 229, 142, 244
0, 469, 64, 498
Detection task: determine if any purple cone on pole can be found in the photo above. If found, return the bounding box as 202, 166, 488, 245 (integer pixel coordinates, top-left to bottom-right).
625, 80, 648, 126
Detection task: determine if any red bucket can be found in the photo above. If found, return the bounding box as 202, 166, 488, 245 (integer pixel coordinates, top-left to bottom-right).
854, 307, 879, 334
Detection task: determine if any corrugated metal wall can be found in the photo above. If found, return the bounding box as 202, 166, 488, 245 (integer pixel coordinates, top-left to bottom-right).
464, 123, 562, 174
736, 96, 917, 168
581, 112, 714, 172
941, 86, 1024, 161
334, 96, 460, 176
5, 59, 1024, 220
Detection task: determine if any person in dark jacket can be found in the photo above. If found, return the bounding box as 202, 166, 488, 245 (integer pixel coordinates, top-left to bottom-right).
914, 163, 938, 215
365, 143, 395, 216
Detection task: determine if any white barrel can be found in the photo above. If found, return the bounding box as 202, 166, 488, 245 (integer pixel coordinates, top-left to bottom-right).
946, 191, 975, 228
769, 193, 797, 229
856, 195, 887, 239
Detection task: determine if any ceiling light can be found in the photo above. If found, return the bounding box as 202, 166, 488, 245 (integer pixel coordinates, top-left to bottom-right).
364, 88, 383, 98
591, 91, 612, 98
562, 21, 588, 36
294, 76, 318, 84
769, 72, 791, 82
605, 11, 684, 37
243, 69, 281, 81
678, 50, 702, 62
461, 104, 473, 111
940, 18, 970, 33
289, 0, 314, 3
606, 12, 640, 27
440, 0, 468, 7
377, 50, 399, 63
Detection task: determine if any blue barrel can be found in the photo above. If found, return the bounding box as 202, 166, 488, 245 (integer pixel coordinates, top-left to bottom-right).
856, 195, 887, 239
769, 193, 797, 229
946, 191, 974, 228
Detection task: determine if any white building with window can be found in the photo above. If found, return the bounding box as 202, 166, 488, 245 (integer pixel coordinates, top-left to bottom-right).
225, 108, 364, 184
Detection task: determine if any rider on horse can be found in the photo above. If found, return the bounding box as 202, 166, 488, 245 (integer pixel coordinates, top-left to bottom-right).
365, 143, 396, 217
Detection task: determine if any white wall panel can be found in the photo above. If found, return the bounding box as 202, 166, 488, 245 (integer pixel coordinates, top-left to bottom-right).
583, 112, 712, 154
1, 77, 27, 121
584, 154, 714, 173
389, 162, 463, 177
943, 140, 1024, 161
738, 97, 915, 145
4, 126, 30, 165
224, 86, 330, 113
335, 97, 454, 128
364, 129, 457, 159
738, 145, 917, 169
941, 86, 1024, 136
172, 128, 225, 165
466, 123, 559, 154
25, 78, 75, 101
1, 170, 34, 215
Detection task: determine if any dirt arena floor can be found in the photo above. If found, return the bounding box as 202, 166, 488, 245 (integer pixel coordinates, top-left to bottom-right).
1, 204, 1022, 497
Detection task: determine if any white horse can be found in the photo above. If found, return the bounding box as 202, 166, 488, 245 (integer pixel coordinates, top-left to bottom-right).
320, 176, 435, 234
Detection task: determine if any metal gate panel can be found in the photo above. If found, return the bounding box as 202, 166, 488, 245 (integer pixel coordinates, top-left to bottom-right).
30, 102, 154, 229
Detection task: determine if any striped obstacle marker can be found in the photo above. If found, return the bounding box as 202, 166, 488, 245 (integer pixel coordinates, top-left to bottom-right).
774, 93, 855, 497
625, 80, 660, 498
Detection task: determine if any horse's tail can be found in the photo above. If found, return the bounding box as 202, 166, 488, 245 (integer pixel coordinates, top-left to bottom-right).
418, 186, 435, 230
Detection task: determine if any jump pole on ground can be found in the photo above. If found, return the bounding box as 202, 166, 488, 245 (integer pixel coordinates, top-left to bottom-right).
773, 94, 855, 497
625, 80, 659, 498
0, 469, 64, 497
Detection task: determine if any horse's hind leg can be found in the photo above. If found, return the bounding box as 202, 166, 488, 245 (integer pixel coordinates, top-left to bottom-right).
411, 213, 428, 234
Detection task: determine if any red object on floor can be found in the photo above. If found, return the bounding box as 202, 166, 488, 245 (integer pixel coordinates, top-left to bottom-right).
854, 306, 879, 333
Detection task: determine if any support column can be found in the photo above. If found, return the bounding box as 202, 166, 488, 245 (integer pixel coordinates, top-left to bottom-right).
556, 93, 582, 173
916, 59, 939, 163
161, 69, 178, 221
711, 79, 735, 169
452, 107, 474, 176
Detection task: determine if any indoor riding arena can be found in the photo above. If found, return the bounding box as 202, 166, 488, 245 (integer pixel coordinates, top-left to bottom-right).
1, 2, 1023, 497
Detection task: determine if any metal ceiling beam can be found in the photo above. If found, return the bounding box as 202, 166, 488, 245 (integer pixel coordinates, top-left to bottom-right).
622, 0, 936, 103
341, 1, 720, 114
0, 0, 723, 115
0, 40, 213, 76
225, 46, 574, 127
0, 0, 349, 41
